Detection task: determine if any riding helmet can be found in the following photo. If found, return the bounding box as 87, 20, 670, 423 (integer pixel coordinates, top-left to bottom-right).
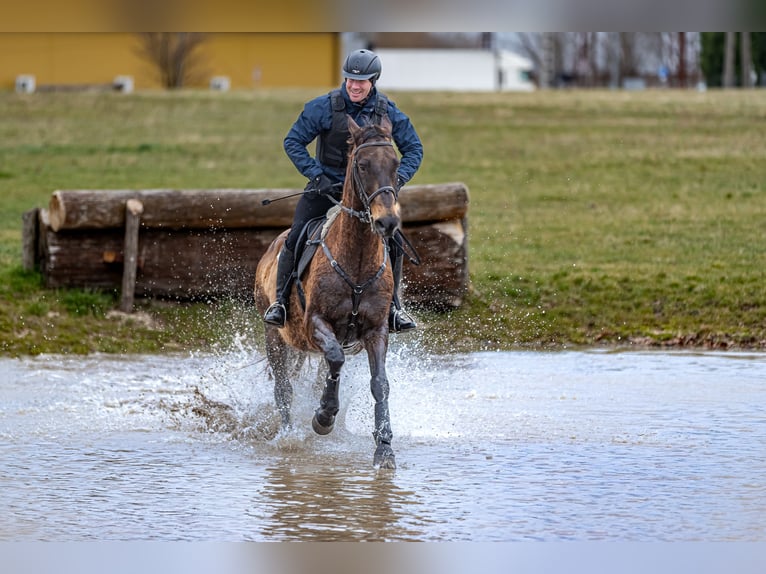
342, 49, 382, 83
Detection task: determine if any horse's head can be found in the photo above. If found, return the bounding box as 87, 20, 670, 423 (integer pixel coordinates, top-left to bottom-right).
346, 116, 401, 238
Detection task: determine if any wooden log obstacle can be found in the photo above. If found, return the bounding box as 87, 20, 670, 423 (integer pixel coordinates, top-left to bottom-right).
23, 184, 470, 311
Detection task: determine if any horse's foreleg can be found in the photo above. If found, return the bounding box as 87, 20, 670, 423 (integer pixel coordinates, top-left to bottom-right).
310, 317, 344, 435
366, 331, 396, 470
265, 327, 293, 428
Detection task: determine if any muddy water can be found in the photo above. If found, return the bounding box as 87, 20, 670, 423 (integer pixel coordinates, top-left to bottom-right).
1, 346, 764, 541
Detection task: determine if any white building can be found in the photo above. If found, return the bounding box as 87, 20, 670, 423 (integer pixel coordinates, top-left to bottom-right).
374, 49, 535, 92
497, 51, 536, 91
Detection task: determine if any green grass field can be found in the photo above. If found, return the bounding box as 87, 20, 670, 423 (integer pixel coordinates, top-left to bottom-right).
1, 88, 765, 355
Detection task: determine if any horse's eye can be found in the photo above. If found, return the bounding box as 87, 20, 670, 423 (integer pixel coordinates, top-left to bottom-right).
358, 160, 369, 171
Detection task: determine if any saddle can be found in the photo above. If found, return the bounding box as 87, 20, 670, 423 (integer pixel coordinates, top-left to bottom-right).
291, 205, 342, 311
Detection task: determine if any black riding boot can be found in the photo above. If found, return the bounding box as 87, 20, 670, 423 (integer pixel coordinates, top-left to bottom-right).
263, 246, 295, 327
388, 244, 417, 333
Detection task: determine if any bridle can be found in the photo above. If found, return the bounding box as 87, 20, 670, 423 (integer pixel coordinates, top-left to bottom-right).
329, 139, 398, 225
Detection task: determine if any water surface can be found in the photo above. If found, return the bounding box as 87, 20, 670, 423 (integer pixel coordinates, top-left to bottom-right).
1, 347, 764, 541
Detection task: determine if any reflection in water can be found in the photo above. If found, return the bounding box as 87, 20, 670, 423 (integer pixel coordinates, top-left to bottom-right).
256, 456, 421, 541
1, 349, 765, 541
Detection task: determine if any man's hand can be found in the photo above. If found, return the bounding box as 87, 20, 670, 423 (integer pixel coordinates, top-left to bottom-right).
395, 174, 406, 193
305, 174, 335, 196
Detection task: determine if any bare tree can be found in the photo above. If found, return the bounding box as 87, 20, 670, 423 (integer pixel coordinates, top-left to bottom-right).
493, 32, 703, 89
620, 33, 646, 79
741, 32, 752, 87
723, 32, 736, 87
574, 32, 599, 87
607, 32, 621, 87
510, 33, 543, 70
514, 33, 567, 88
137, 33, 208, 89
677, 32, 687, 87
540, 33, 556, 88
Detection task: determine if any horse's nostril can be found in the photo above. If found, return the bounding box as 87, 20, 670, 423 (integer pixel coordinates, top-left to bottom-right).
374, 216, 399, 237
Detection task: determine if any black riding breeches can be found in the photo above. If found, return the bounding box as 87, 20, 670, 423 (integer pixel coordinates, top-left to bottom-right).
284, 193, 337, 252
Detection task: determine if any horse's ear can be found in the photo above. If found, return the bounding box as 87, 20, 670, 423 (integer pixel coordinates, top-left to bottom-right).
347, 115, 361, 137
380, 114, 393, 135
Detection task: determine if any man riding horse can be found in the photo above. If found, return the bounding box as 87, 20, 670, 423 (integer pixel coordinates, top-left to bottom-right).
263, 48, 424, 332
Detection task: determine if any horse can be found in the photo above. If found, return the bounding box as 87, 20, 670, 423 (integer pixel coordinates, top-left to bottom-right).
254, 115, 402, 469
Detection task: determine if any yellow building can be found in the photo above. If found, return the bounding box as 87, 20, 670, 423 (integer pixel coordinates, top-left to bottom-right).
0, 33, 341, 90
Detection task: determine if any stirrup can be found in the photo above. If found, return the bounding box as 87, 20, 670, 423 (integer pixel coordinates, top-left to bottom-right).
389, 308, 417, 333
263, 302, 287, 327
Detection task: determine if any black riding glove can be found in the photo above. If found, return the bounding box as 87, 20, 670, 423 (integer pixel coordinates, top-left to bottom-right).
395, 174, 406, 193
305, 174, 335, 196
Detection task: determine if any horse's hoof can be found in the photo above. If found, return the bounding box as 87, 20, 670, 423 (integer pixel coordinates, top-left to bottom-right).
312, 413, 334, 436
373, 444, 396, 470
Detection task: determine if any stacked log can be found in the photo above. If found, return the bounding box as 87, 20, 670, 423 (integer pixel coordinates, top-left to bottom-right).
29, 183, 470, 309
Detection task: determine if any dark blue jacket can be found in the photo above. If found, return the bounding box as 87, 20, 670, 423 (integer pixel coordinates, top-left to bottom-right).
283, 83, 423, 186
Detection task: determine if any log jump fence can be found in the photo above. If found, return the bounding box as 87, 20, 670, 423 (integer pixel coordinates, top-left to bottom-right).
22, 183, 470, 312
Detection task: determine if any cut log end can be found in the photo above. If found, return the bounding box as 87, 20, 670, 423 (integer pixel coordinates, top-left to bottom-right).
49, 191, 65, 232
126, 198, 144, 216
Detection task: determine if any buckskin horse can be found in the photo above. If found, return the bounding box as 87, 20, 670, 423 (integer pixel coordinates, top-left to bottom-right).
254, 116, 402, 469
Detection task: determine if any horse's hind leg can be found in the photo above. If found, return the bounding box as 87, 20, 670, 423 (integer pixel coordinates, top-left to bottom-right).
310, 318, 345, 435
366, 332, 395, 469
264, 327, 293, 428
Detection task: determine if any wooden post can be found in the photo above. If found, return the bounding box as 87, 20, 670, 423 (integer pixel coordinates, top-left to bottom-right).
22, 208, 40, 271
120, 199, 144, 312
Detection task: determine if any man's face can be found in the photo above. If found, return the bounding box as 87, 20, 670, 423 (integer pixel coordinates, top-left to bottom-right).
345, 78, 373, 103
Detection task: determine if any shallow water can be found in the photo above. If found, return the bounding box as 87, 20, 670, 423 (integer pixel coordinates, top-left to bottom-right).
1, 346, 764, 541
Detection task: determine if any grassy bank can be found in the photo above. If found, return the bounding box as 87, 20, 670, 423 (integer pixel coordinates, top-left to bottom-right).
1, 88, 765, 355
